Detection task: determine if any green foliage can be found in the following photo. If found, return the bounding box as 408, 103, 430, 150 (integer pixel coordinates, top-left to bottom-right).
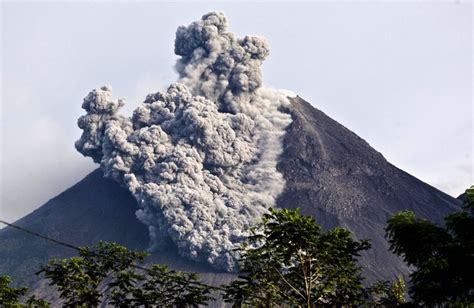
390, 275, 406, 305
223, 208, 371, 307
386, 185, 474, 305
109, 264, 213, 306
14, 193, 473, 307
0, 275, 49, 307
39, 241, 147, 306
369, 275, 406, 307
24, 295, 49, 307
39, 241, 213, 307
0, 275, 27, 307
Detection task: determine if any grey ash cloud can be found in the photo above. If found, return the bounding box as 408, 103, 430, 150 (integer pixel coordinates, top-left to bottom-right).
75, 12, 292, 271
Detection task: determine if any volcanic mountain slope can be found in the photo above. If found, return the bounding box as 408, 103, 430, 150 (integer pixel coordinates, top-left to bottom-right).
277, 96, 460, 280
0, 96, 460, 292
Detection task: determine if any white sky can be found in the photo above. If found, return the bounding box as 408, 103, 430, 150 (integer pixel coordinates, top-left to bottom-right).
1, 1, 472, 223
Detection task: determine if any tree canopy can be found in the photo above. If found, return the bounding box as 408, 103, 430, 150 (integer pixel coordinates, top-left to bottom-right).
38, 241, 213, 307
0, 275, 48, 307
9, 194, 474, 307
386, 185, 474, 305
223, 208, 371, 307
3, 208, 412, 307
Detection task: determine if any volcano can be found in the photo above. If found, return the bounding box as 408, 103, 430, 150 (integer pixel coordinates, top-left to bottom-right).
0, 96, 460, 296
0, 11, 462, 305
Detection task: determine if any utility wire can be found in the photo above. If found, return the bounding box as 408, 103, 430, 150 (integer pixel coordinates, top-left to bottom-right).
0, 219, 225, 291
0, 219, 79, 251
0, 219, 282, 302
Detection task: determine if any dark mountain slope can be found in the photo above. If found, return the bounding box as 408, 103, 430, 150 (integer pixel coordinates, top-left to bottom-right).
277, 96, 460, 280
457, 192, 467, 203
0, 96, 460, 293
0, 170, 234, 305
0, 169, 149, 287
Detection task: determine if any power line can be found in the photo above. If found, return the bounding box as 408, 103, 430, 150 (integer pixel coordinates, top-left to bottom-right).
0, 219, 279, 302
0, 219, 225, 292
0, 219, 79, 251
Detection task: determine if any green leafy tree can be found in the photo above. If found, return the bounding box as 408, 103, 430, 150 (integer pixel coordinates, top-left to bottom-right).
39, 241, 147, 307
369, 275, 406, 307
0, 275, 49, 307
386, 185, 474, 305
109, 264, 213, 307
223, 208, 371, 307
0, 275, 26, 307
39, 241, 213, 307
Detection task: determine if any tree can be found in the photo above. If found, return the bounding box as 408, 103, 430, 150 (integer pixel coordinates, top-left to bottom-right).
39, 241, 213, 307
39, 241, 148, 306
368, 275, 406, 307
386, 185, 474, 305
108, 264, 213, 307
223, 208, 371, 307
0, 275, 27, 307
0, 275, 49, 307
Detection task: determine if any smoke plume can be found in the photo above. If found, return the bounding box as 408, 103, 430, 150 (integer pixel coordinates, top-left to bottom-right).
75, 12, 292, 271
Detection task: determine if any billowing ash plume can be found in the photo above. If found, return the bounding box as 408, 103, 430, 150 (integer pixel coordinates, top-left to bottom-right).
75, 12, 292, 271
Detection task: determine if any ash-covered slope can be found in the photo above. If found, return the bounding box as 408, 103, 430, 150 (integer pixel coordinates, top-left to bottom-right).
0, 96, 460, 291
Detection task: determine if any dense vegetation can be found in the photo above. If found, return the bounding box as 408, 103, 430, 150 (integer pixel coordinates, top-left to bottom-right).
223, 208, 371, 306
0, 275, 47, 307
386, 185, 474, 305
1, 186, 472, 307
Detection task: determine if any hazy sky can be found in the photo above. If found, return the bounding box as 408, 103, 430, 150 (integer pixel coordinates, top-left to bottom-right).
1, 2, 472, 224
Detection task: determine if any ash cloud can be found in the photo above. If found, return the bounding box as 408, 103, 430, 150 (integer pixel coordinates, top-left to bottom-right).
75, 12, 292, 271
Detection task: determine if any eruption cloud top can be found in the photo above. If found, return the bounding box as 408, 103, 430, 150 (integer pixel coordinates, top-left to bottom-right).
75, 12, 292, 271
